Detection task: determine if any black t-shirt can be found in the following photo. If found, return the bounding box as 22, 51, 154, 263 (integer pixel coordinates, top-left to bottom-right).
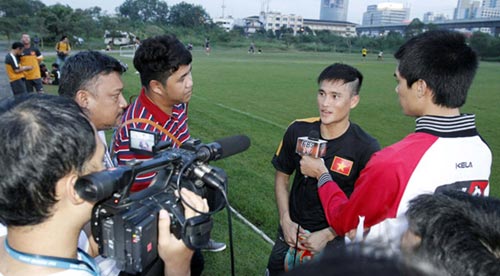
272, 119, 380, 232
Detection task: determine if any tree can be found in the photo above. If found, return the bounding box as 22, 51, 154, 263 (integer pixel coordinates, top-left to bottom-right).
470, 31, 492, 58
405, 18, 425, 38
39, 4, 75, 41
168, 2, 211, 29
118, 0, 168, 25
0, 0, 45, 41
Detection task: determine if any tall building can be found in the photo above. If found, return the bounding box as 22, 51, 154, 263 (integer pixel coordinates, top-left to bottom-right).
362, 3, 410, 25
320, 0, 349, 21
480, 0, 500, 17
454, 0, 481, 19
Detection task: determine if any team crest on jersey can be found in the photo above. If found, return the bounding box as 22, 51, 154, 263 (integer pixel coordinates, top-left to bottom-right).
435, 180, 489, 196
331, 156, 353, 176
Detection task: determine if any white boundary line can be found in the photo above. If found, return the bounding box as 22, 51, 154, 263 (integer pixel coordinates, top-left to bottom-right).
192, 95, 279, 245
230, 206, 275, 246
193, 95, 286, 131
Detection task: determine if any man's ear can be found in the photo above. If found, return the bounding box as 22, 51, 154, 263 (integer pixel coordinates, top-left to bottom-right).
350, 94, 360, 109
416, 79, 429, 98
75, 90, 91, 108
64, 173, 86, 205
149, 80, 165, 96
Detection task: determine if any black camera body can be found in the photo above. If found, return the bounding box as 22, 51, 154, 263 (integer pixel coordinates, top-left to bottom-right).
76, 135, 250, 274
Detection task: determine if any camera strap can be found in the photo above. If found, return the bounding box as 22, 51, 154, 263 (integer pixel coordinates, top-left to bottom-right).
4, 238, 99, 276
121, 118, 181, 147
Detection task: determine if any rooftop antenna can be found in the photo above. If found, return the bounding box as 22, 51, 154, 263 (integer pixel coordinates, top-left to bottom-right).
221, 0, 226, 18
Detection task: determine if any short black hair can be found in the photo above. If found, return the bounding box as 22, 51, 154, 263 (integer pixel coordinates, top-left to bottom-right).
52, 63, 59, 68
394, 30, 478, 108
317, 63, 363, 95
133, 35, 192, 89
11, 42, 24, 49
58, 51, 124, 99
406, 191, 500, 276
0, 94, 96, 226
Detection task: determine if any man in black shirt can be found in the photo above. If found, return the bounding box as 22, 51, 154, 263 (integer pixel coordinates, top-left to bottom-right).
266, 63, 380, 275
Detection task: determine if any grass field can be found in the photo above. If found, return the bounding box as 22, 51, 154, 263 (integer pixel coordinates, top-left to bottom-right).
45, 48, 500, 275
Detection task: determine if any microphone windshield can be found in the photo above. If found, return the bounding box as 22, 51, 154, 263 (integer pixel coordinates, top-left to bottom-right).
215, 135, 251, 159
308, 130, 320, 141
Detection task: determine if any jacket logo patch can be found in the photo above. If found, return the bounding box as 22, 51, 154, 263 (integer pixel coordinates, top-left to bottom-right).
331, 156, 353, 176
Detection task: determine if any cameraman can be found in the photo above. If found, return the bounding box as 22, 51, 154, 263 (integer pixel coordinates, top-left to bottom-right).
0, 94, 207, 276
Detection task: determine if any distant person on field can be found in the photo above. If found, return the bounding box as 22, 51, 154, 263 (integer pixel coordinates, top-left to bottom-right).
50, 63, 60, 85
39, 63, 51, 84
300, 30, 492, 248
377, 50, 383, 61
266, 63, 380, 275
248, 42, 255, 54
134, 36, 141, 50
361, 47, 367, 61
20, 33, 44, 93
204, 37, 210, 55
55, 35, 71, 66
4, 42, 31, 96
33, 35, 40, 48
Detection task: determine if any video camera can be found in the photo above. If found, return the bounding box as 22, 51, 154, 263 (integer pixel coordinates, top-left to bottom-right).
75, 134, 250, 274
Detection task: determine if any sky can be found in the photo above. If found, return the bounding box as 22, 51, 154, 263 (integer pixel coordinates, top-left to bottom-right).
40, 0, 459, 24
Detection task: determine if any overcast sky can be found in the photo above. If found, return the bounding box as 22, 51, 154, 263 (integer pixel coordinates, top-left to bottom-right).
40, 0, 459, 24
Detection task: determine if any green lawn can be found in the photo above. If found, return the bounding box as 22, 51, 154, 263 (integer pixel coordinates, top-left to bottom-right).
44, 48, 500, 275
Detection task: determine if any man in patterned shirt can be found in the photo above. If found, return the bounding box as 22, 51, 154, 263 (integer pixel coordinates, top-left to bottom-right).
113, 35, 192, 192
112, 35, 225, 258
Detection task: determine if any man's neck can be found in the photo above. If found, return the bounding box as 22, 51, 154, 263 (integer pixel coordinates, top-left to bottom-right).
145, 90, 174, 115
7, 220, 81, 259
421, 105, 460, 117
320, 120, 350, 140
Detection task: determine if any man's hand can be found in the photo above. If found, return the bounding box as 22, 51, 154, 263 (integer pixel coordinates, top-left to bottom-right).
299, 155, 329, 179
281, 213, 305, 248
158, 188, 208, 276
298, 228, 335, 254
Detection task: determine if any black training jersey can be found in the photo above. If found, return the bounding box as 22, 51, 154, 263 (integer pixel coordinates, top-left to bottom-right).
272, 118, 380, 231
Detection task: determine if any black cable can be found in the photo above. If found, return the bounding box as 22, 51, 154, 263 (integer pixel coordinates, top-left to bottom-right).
293, 224, 300, 268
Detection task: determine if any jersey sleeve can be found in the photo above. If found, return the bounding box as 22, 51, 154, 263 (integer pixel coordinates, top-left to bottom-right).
271, 124, 297, 175
318, 155, 402, 236
5, 55, 20, 70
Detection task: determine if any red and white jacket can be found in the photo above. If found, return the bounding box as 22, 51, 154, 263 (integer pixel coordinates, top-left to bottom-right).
318, 114, 491, 243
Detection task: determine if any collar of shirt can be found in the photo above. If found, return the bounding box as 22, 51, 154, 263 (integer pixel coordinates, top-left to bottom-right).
138, 88, 187, 125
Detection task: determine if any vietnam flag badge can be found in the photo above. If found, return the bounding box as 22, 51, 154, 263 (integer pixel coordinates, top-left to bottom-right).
331, 156, 353, 176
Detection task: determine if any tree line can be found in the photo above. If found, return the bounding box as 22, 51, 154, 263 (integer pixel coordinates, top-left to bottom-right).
1, 0, 499, 60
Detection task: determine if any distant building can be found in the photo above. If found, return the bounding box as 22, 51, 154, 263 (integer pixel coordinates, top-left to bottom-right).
303, 19, 357, 37
480, 0, 500, 17
214, 17, 234, 32
260, 11, 304, 35
320, 0, 349, 21
423, 12, 449, 23
454, 0, 481, 19
362, 2, 410, 25
242, 16, 263, 35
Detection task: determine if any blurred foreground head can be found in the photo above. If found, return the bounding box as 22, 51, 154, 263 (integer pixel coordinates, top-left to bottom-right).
0, 94, 96, 226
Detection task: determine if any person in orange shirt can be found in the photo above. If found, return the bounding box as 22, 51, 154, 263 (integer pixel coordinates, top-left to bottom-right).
55, 35, 71, 66
4, 42, 32, 96
20, 33, 44, 93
